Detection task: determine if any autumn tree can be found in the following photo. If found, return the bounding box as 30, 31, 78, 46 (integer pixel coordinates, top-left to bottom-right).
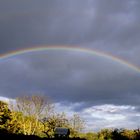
40, 112, 69, 138
0, 100, 11, 129
69, 113, 85, 137
97, 129, 113, 140
6, 111, 24, 134
10, 95, 54, 135
79, 132, 98, 140
0, 100, 21, 134
14, 95, 54, 119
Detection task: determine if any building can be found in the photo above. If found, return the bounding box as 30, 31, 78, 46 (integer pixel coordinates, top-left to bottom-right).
54, 127, 70, 138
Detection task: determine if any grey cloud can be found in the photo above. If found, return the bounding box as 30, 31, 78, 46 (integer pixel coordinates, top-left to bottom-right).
0, 0, 94, 53
0, 0, 140, 55
0, 51, 140, 107
0, 0, 140, 131
80, 104, 140, 131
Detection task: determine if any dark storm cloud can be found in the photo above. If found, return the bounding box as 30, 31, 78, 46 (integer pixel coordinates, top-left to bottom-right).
0, 51, 140, 108
0, 0, 140, 130
0, 0, 94, 52
0, 0, 140, 58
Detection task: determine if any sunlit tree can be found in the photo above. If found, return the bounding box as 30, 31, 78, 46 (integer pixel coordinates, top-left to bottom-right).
0, 101, 11, 129
10, 95, 54, 135
69, 113, 85, 137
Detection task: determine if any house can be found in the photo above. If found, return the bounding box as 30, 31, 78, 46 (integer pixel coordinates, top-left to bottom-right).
54, 127, 70, 138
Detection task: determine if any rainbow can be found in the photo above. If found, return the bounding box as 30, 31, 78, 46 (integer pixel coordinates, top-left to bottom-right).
0, 46, 140, 73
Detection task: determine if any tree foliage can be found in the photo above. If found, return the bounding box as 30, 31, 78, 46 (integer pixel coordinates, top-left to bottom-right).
69, 113, 85, 137
9, 95, 54, 135
0, 101, 11, 129
1, 95, 139, 139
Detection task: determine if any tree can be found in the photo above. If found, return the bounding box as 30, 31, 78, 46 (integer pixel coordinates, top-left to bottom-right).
69, 113, 85, 137
121, 129, 135, 140
40, 112, 69, 138
84, 132, 98, 140
15, 95, 54, 119
0, 100, 11, 129
97, 129, 112, 140
6, 111, 24, 134
10, 95, 54, 135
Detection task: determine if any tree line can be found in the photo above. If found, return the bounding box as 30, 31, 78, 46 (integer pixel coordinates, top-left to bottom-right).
0, 95, 140, 140
0, 95, 85, 138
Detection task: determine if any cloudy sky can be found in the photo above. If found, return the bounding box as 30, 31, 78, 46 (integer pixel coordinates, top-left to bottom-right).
0, 0, 140, 131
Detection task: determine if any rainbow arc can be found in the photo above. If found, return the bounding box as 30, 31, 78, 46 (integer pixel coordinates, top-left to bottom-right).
0, 46, 140, 73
